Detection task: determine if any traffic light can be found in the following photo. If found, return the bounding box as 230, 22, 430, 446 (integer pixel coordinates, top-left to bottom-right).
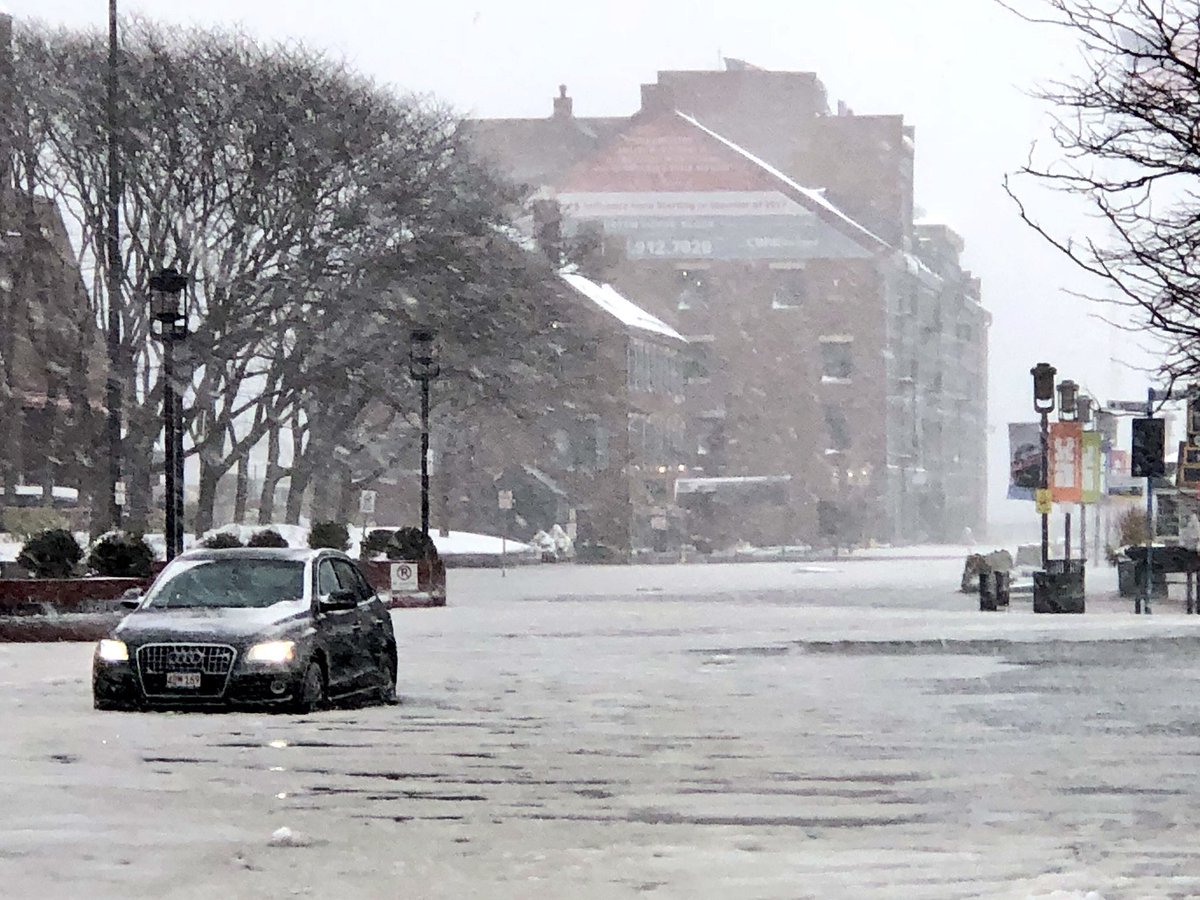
1131, 417, 1166, 478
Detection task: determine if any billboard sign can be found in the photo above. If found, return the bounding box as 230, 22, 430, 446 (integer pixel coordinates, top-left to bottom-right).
1008, 422, 1041, 500
1050, 421, 1083, 503
1081, 431, 1103, 504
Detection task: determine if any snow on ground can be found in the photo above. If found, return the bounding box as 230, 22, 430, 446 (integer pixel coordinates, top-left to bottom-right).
2, 553, 1197, 897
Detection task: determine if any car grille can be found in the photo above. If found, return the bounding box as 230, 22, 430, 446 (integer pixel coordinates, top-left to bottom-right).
136, 643, 236, 697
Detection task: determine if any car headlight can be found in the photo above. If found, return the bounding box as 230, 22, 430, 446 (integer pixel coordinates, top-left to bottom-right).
245, 640, 296, 664
96, 639, 129, 663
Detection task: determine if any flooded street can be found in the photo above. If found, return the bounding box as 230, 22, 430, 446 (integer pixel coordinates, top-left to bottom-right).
3, 558, 1200, 898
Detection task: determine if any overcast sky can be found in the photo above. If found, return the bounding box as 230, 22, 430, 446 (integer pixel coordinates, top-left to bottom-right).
9, 0, 1160, 527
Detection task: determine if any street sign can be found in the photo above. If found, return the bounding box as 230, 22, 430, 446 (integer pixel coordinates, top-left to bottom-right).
1108, 400, 1152, 413
1148, 387, 1198, 403
498, 490, 513, 510
389, 562, 418, 593
359, 490, 376, 515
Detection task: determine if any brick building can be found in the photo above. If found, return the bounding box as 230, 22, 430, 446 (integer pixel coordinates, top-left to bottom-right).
0, 12, 108, 525
364, 270, 687, 560
469, 63, 989, 546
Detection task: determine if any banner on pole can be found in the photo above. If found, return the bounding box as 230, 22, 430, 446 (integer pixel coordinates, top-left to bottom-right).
1050, 421, 1083, 503
1081, 431, 1103, 504
1007, 422, 1041, 500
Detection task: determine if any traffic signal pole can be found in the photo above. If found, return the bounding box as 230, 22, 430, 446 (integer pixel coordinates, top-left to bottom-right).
1143, 387, 1154, 615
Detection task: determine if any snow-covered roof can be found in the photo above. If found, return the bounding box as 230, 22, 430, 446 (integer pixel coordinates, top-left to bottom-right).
560, 271, 686, 342
674, 111, 891, 250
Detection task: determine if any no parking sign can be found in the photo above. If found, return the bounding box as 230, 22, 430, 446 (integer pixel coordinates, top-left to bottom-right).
390, 562, 418, 594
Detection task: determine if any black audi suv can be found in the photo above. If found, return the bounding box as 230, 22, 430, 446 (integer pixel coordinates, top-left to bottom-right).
92, 547, 398, 711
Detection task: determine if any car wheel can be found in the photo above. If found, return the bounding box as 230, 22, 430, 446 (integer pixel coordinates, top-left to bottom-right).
377, 644, 398, 705
94, 696, 134, 712
291, 661, 326, 714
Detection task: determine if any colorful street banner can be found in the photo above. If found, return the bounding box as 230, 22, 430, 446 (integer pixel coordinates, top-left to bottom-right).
1050, 421, 1084, 503
1081, 431, 1103, 504
1007, 422, 1041, 500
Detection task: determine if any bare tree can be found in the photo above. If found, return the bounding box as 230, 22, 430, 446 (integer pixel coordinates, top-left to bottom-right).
11, 15, 592, 533
1004, 0, 1200, 381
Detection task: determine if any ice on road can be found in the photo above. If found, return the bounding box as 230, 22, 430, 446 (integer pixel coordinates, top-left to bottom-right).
2, 555, 1199, 899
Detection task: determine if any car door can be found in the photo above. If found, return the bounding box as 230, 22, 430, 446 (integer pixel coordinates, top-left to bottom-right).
315, 556, 359, 695
330, 558, 379, 691
342, 559, 393, 681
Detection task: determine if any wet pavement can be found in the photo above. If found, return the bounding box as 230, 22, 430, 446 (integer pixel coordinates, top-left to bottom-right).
3, 557, 1200, 898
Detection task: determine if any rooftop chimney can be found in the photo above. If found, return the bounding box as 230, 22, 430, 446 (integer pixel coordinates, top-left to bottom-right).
639, 82, 675, 115
553, 84, 573, 119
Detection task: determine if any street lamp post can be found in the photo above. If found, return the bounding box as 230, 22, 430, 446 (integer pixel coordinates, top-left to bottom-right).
149, 268, 188, 560
1057, 379, 1078, 560
1031, 363, 1057, 567
105, 0, 123, 530
1076, 393, 1092, 564
409, 329, 439, 537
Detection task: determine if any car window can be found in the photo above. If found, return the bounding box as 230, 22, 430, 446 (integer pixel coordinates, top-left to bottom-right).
317, 559, 340, 596
331, 559, 370, 600
143, 559, 306, 609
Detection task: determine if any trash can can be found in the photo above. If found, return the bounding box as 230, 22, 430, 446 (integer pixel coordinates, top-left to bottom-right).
1117, 559, 1138, 598
979, 571, 996, 611
994, 570, 1011, 608
1033, 559, 1085, 613
979, 570, 1010, 612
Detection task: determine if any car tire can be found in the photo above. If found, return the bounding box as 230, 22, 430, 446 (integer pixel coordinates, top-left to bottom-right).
291, 661, 326, 714
94, 696, 135, 711
377, 644, 398, 705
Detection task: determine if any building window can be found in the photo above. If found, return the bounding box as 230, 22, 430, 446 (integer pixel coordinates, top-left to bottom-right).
825, 406, 850, 451
772, 271, 806, 309
595, 423, 609, 471
819, 336, 854, 382
677, 269, 709, 310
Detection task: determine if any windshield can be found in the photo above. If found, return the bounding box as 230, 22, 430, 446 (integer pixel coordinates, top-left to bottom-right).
142, 559, 307, 609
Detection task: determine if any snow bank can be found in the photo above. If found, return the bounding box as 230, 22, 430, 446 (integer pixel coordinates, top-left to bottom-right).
192, 524, 534, 558
348, 526, 533, 558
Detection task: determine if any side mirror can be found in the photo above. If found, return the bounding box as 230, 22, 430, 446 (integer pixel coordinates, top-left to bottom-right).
320, 588, 359, 611
120, 587, 144, 610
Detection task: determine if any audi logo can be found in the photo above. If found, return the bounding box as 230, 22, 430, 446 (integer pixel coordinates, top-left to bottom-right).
168, 649, 206, 667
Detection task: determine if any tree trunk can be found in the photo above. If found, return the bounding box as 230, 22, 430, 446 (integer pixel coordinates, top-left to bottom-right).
194, 457, 221, 535
334, 465, 355, 524
123, 421, 155, 534
232, 447, 250, 524
310, 460, 334, 523
257, 422, 281, 524
284, 464, 311, 525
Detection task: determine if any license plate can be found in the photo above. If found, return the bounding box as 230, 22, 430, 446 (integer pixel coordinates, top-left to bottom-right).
166, 672, 202, 689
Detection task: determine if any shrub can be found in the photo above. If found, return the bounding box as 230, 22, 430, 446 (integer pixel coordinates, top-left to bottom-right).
389, 526, 439, 561
1117, 509, 1150, 547
88, 532, 154, 578
247, 529, 289, 548
361, 529, 396, 558
17, 529, 83, 578
308, 521, 350, 551
201, 531, 244, 549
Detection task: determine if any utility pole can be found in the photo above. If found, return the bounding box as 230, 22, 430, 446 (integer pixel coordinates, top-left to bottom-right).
1143, 387, 1155, 615
104, 0, 123, 530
